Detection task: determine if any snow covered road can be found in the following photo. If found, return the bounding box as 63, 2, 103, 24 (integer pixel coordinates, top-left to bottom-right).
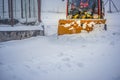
0, 13, 120, 80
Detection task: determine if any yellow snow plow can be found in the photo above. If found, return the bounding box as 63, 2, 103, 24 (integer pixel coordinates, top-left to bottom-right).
58, 0, 107, 35
58, 19, 106, 35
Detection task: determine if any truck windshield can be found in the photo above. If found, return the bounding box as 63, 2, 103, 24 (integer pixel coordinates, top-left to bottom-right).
67, 0, 101, 19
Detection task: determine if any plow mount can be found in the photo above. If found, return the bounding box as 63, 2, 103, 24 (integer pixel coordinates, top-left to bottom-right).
58, 19, 106, 35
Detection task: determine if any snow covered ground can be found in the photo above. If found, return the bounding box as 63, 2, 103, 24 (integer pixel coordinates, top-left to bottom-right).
0, 11, 120, 80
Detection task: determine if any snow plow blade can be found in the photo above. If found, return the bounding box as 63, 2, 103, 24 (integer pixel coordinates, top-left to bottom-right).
58, 19, 106, 35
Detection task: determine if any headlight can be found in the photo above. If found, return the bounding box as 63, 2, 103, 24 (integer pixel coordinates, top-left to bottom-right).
93, 14, 99, 19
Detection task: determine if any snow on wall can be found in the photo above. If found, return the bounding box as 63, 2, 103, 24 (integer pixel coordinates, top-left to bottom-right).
0, 30, 44, 42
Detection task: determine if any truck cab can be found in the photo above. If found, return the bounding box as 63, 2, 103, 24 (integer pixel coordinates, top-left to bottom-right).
67, 0, 104, 19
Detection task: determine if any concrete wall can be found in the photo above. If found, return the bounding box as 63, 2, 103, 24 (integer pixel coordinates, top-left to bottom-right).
0, 30, 44, 42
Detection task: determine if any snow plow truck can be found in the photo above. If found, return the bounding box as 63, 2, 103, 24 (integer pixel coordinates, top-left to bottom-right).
58, 0, 106, 35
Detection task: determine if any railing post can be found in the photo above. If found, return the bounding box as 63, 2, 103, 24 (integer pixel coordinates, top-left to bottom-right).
66, 0, 68, 18
10, 0, 14, 26
37, 0, 41, 23
2, 0, 5, 19
21, 0, 23, 18
29, 0, 31, 18
98, 0, 101, 18
8, 0, 11, 18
